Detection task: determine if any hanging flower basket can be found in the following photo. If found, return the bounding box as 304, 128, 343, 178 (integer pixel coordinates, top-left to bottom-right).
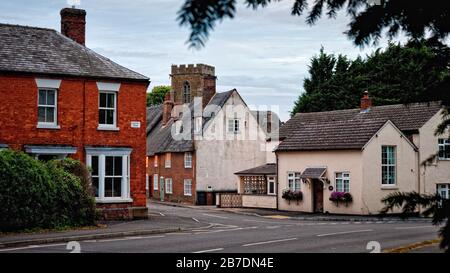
329, 191, 353, 206
282, 189, 303, 204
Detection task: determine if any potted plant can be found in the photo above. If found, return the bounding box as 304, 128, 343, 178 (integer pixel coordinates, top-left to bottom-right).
282, 189, 303, 204
329, 191, 353, 206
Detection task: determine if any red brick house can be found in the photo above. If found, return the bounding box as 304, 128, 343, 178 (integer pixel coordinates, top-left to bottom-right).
0, 8, 149, 219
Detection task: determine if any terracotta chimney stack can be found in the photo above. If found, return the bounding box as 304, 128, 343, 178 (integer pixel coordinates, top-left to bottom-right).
61, 8, 86, 45
360, 90, 372, 112
162, 92, 174, 126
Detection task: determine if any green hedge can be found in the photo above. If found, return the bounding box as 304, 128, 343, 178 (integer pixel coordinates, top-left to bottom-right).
0, 150, 96, 232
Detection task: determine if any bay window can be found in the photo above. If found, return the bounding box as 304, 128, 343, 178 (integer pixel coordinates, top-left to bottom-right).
86, 147, 131, 202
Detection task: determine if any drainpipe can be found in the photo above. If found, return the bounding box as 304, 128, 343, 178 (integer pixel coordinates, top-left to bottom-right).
276, 152, 279, 210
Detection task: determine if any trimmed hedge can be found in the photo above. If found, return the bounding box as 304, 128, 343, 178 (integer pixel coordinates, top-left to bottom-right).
0, 150, 96, 232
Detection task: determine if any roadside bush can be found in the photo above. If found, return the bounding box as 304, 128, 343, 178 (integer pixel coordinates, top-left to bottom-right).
0, 150, 96, 232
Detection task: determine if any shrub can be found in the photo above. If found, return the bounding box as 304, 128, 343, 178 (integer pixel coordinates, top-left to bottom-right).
0, 150, 96, 232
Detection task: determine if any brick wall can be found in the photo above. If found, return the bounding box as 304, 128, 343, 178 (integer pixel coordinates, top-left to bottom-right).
0, 74, 148, 217
147, 152, 196, 204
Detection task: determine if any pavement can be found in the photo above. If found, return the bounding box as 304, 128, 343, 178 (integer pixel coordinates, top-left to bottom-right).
0, 200, 443, 253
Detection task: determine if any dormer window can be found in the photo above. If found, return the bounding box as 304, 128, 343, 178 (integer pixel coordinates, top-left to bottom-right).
183, 81, 191, 103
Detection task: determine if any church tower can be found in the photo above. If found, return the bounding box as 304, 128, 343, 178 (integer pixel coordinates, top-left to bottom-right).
170, 64, 217, 107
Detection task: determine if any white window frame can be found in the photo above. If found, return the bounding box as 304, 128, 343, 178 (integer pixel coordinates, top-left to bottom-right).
98, 91, 118, 130
335, 172, 350, 192
438, 139, 450, 160
287, 172, 301, 191
184, 179, 192, 196
165, 178, 173, 194
437, 184, 450, 199
37, 88, 58, 128
153, 174, 159, 191
228, 118, 240, 134
184, 152, 192, 168
382, 145, 397, 186
267, 176, 276, 195
86, 148, 132, 203
165, 153, 171, 168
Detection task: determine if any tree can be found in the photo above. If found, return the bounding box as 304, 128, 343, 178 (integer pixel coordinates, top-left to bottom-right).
147, 85, 171, 106
178, 0, 450, 49
291, 40, 450, 116
382, 192, 450, 253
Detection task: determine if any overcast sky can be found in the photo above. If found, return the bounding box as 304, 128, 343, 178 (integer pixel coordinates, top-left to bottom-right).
1, 0, 400, 121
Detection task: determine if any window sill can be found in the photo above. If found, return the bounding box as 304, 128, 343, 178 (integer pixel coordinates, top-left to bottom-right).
381, 185, 398, 190
95, 198, 133, 204
97, 126, 120, 131
37, 124, 60, 130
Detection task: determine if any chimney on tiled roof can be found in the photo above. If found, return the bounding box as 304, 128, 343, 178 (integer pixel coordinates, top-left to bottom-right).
162, 92, 174, 126
61, 8, 86, 45
360, 91, 372, 112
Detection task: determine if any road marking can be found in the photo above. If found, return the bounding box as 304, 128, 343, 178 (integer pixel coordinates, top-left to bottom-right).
192, 218, 199, 222
317, 229, 373, 237
202, 213, 229, 219
262, 215, 291, 219
165, 232, 192, 235
266, 225, 280, 229
194, 226, 257, 235
0, 243, 66, 252
242, 238, 297, 247
159, 212, 165, 216
394, 225, 435, 230
193, 248, 224, 253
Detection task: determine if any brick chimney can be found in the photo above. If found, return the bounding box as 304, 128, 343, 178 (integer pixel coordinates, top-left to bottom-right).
162, 92, 174, 126
60, 8, 86, 45
360, 90, 372, 112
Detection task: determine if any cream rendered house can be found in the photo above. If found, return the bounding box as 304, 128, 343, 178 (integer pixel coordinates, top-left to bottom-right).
275, 93, 448, 215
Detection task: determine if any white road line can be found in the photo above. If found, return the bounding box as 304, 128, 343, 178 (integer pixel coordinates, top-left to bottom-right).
0, 243, 66, 252
192, 218, 199, 222
202, 213, 229, 219
242, 238, 297, 247
317, 229, 373, 237
193, 248, 224, 253
159, 212, 165, 216
194, 226, 257, 235
394, 225, 435, 230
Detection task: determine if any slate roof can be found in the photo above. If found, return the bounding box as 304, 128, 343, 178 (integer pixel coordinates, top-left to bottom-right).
146, 90, 235, 156
234, 163, 277, 175
0, 24, 149, 82
300, 167, 327, 179
277, 101, 442, 151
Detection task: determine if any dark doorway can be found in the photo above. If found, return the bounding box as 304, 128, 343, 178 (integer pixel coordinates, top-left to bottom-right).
313, 179, 324, 213
197, 192, 207, 205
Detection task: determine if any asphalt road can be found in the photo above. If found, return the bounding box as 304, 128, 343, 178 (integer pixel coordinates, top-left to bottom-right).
0, 202, 441, 253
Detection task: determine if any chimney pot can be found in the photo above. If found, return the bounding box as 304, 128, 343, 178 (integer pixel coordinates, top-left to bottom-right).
60, 8, 86, 45
360, 90, 372, 112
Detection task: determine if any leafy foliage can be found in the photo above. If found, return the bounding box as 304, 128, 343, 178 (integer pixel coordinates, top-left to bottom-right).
291, 40, 450, 115
381, 191, 450, 253
147, 85, 171, 106
0, 150, 96, 232
178, 0, 450, 48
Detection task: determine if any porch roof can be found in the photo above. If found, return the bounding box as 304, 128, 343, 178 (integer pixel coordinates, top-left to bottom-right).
234, 163, 277, 175
300, 167, 327, 179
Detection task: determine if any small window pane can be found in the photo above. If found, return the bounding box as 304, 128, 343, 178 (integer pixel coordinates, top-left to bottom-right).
47, 90, 55, 105
105, 156, 114, 175
46, 108, 54, 123
39, 90, 46, 105
114, 157, 122, 175
104, 177, 113, 197
106, 110, 114, 125
107, 93, 115, 108
100, 93, 107, 108
38, 107, 46, 122
113, 177, 122, 197
92, 177, 99, 197
91, 156, 99, 175
99, 109, 106, 124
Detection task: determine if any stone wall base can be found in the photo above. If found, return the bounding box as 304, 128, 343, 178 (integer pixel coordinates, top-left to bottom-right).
96, 203, 148, 220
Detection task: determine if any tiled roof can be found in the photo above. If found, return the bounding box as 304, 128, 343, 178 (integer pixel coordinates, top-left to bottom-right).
277, 101, 442, 151
234, 163, 277, 175
0, 24, 149, 82
146, 90, 235, 156
300, 167, 326, 179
